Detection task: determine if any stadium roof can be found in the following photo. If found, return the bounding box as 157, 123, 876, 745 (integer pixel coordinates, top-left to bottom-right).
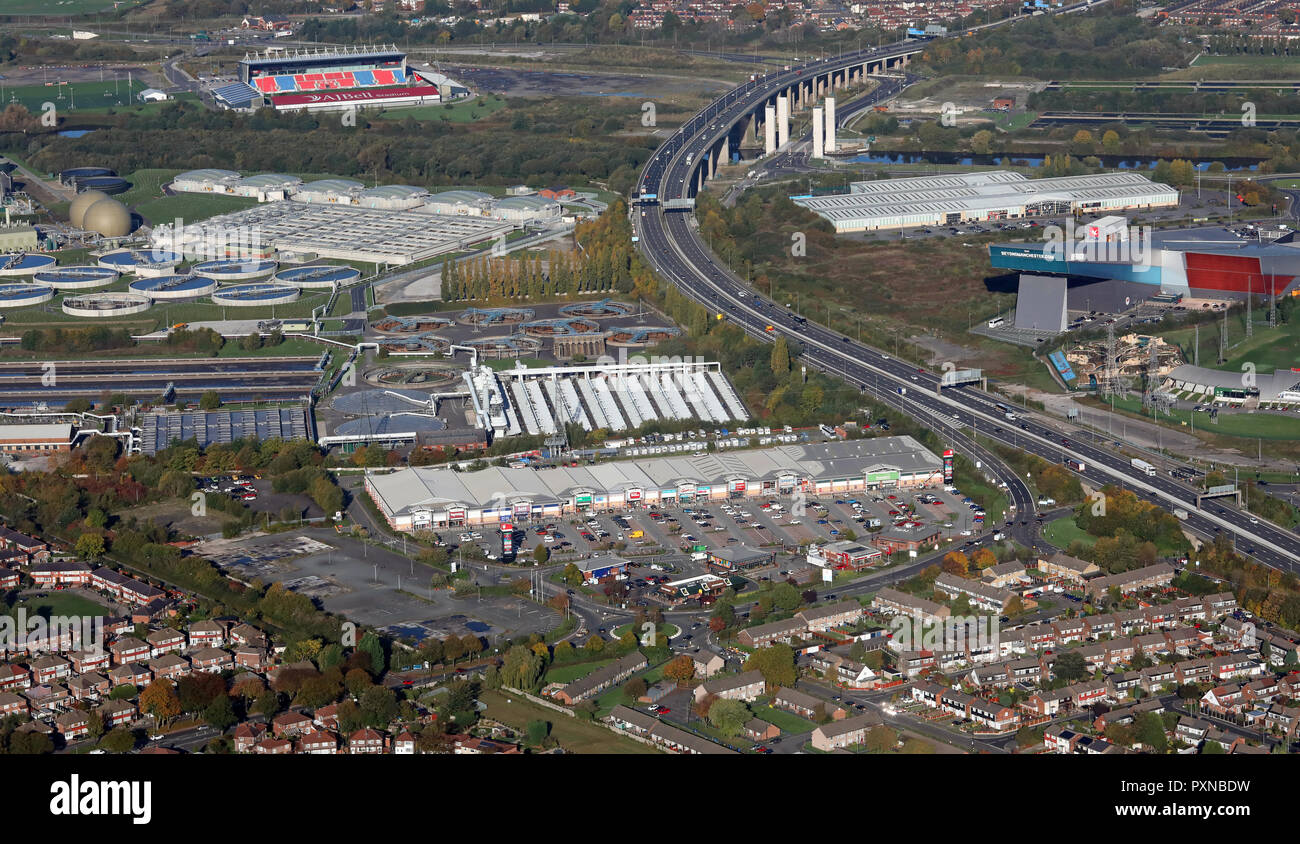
176, 168, 239, 184
241, 44, 404, 69
211, 82, 260, 109
368, 437, 943, 517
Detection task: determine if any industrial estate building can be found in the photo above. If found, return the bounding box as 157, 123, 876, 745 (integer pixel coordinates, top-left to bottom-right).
364, 436, 944, 531
151, 201, 514, 265
163, 171, 566, 265
170, 170, 565, 223
792, 171, 1179, 232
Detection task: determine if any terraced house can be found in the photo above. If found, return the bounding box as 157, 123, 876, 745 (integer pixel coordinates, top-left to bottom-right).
811, 712, 883, 751
693, 669, 766, 704
552, 651, 648, 705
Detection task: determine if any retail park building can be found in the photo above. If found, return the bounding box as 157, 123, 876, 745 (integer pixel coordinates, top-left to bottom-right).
366, 437, 943, 531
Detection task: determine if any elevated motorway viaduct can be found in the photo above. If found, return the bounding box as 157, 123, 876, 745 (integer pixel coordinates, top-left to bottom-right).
633, 19, 1300, 571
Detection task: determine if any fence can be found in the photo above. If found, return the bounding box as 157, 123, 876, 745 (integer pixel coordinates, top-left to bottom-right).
501, 686, 575, 717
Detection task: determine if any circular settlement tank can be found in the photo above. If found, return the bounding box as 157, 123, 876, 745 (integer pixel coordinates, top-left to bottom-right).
210, 282, 300, 307
97, 248, 182, 274
129, 274, 218, 301
0, 283, 56, 308
0, 254, 57, 277
273, 264, 362, 289
61, 292, 151, 318
33, 265, 118, 291
191, 258, 278, 282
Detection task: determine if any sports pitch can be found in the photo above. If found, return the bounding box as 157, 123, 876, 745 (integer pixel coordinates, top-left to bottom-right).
1, 0, 143, 14
0, 77, 146, 114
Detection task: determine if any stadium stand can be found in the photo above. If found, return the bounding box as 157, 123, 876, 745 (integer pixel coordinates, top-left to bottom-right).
234, 45, 431, 110
212, 81, 261, 111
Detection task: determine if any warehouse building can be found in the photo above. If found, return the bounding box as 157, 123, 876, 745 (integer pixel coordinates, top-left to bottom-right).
792, 171, 1179, 232
365, 436, 944, 531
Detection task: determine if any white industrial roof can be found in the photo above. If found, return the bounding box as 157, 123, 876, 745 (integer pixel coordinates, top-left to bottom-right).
428, 189, 493, 204
369, 437, 942, 516
176, 169, 239, 184
796, 171, 1178, 224
0, 423, 74, 441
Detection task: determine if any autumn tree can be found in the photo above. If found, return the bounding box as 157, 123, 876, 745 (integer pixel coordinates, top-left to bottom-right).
663, 654, 696, 686
941, 551, 970, 576
140, 679, 182, 725
744, 644, 797, 689
971, 547, 998, 570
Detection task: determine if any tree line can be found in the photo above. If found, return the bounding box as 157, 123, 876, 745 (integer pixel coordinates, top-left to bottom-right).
439, 242, 632, 303
10, 96, 656, 192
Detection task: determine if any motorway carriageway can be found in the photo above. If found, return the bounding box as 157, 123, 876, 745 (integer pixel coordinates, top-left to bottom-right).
634, 32, 1300, 572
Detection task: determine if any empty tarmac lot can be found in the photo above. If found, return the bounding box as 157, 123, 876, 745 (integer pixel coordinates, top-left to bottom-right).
194, 529, 557, 639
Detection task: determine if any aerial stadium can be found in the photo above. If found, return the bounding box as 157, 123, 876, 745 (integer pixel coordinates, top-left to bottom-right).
231, 45, 447, 114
